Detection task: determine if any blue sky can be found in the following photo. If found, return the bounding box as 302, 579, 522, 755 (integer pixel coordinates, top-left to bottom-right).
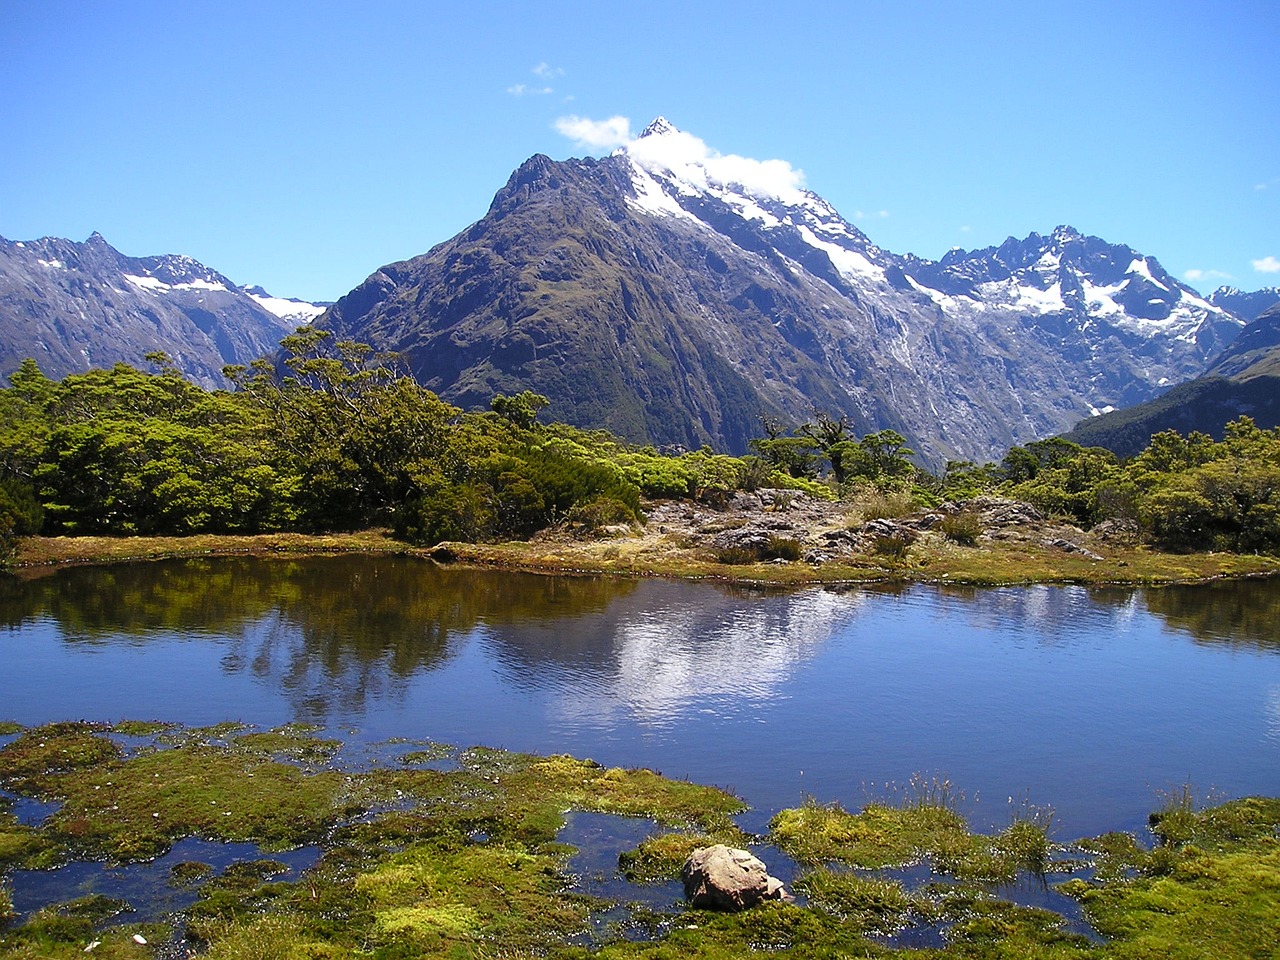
2, 0, 1276, 302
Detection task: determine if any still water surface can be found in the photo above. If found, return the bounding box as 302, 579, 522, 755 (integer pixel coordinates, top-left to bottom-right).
2, 556, 1278, 839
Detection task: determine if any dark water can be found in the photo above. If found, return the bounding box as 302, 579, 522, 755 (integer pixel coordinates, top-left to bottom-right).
2, 556, 1278, 842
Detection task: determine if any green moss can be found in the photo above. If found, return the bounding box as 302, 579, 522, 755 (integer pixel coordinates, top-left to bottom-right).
0, 722, 121, 794
619, 832, 723, 883
771, 794, 1056, 884
32, 740, 359, 861
0, 722, 23, 736
355, 840, 596, 952
5, 721, 1280, 960
108, 720, 176, 737
395, 740, 452, 765
232, 725, 342, 764
169, 860, 215, 886
1065, 795, 1280, 959
792, 867, 912, 934
0, 804, 57, 869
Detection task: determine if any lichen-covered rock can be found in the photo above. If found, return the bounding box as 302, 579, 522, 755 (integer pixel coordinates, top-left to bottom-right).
681, 844, 789, 911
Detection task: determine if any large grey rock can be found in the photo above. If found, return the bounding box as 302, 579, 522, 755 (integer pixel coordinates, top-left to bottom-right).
681, 844, 789, 911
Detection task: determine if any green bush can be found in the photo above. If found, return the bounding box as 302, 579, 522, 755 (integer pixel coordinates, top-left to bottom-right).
566, 496, 641, 535
940, 511, 982, 546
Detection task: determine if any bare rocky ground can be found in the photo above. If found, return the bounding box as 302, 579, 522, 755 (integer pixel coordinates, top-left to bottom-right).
534, 489, 1129, 569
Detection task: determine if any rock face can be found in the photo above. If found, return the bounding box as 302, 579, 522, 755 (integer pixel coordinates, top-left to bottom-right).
316, 118, 1243, 467
0, 233, 309, 387
681, 844, 789, 911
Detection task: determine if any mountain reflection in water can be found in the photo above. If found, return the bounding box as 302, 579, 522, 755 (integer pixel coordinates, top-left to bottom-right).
1, 557, 1278, 836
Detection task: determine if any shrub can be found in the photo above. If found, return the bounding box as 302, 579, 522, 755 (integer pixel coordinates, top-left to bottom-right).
853, 488, 916, 521
940, 510, 982, 546
761, 535, 803, 561
872, 533, 913, 563
566, 496, 641, 536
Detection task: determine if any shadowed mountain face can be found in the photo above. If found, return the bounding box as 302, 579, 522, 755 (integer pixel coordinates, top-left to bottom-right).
1062, 303, 1280, 455
317, 120, 1242, 466
0, 233, 305, 387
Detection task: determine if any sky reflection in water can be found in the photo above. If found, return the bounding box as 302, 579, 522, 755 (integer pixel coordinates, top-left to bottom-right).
2, 557, 1278, 838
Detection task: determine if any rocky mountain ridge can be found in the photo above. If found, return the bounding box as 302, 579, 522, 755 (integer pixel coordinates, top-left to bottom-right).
1063, 302, 1280, 455
0, 232, 320, 386
317, 118, 1243, 466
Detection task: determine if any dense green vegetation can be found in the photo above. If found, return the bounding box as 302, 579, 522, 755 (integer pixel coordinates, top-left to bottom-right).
2, 332, 1280, 568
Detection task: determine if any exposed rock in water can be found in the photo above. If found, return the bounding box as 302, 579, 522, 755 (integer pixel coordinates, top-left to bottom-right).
681, 844, 790, 911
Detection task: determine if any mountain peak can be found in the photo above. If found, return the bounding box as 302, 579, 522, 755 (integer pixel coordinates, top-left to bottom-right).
638, 117, 680, 139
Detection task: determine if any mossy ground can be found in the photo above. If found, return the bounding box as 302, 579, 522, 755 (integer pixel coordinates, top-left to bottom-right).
2, 721, 1278, 958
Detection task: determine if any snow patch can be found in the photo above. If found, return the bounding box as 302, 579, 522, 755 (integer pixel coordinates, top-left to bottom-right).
625, 160, 703, 223
1082, 279, 1127, 318
124, 274, 169, 292
37, 258, 65, 269
1126, 257, 1169, 291
796, 225, 885, 281
125, 274, 229, 294
246, 292, 327, 321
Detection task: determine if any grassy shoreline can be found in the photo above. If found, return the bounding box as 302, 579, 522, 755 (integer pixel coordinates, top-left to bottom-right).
10, 529, 1280, 586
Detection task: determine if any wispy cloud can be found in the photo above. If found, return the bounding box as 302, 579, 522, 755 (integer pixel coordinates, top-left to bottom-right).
506, 83, 553, 96
1253, 255, 1280, 273
854, 210, 890, 221
506, 62, 563, 97
1184, 268, 1232, 283
1255, 177, 1280, 191
554, 115, 634, 150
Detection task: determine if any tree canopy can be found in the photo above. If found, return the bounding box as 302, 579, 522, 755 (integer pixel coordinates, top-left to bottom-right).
2, 335, 1279, 565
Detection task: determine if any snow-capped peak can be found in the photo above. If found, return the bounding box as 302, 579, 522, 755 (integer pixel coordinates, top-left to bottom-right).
616, 118, 885, 285
618, 118, 809, 208
638, 116, 679, 139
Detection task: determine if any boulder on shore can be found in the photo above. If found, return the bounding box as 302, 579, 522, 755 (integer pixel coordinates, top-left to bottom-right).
681, 844, 790, 911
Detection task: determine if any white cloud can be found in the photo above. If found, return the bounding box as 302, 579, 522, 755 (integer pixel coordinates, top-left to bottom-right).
554, 114, 634, 150
553, 114, 811, 204
1255, 177, 1279, 191
532, 62, 564, 81
1184, 268, 1231, 283
854, 209, 890, 221
1253, 255, 1280, 273
623, 124, 808, 203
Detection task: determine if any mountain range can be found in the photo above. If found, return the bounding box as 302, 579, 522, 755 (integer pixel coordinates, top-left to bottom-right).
3, 118, 1275, 466
1063, 301, 1280, 455
316, 119, 1246, 465
0, 232, 325, 388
